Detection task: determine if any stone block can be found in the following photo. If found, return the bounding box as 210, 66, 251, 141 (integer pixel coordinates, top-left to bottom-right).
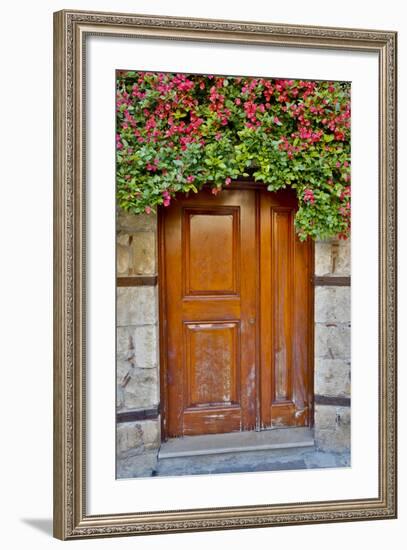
315, 358, 351, 397
117, 209, 157, 233
117, 243, 130, 275
117, 286, 157, 326
118, 367, 159, 410
315, 287, 350, 324
131, 231, 156, 275
315, 239, 350, 276
116, 383, 125, 410
116, 326, 136, 368
116, 324, 158, 371
315, 323, 351, 360
116, 420, 160, 458
116, 422, 144, 456
314, 405, 351, 452
140, 419, 161, 449
134, 325, 158, 369
117, 233, 131, 246
116, 450, 158, 479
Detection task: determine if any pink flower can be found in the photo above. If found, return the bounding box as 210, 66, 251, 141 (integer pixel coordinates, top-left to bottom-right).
225, 177, 231, 186
234, 98, 241, 105
186, 175, 195, 183
303, 188, 315, 205
211, 187, 220, 195
163, 198, 171, 207
145, 206, 152, 214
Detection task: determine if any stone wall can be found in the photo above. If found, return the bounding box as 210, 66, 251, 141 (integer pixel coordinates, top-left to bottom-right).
314, 238, 351, 453
116, 210, 161, 478
116, 209, 351, 478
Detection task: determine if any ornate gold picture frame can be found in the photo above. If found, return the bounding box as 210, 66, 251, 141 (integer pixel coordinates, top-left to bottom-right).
53, 9, 397, 540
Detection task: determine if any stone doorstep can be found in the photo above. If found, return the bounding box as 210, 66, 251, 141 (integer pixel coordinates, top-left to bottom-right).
158, 427, 314, 459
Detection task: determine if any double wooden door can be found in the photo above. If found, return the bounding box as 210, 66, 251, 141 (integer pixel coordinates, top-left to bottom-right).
160, 185, 313, 439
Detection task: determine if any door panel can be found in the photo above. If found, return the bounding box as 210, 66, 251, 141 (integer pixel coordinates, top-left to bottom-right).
161, 185, 313, 438
185, 210, 239, 295
162, 188, 257, 437
259, 191, 313, 428
184, 321, 239, 407
272, 208, 293, 403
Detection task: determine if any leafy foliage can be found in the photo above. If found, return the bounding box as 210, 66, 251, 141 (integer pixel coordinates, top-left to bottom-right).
116, 71, 350, 240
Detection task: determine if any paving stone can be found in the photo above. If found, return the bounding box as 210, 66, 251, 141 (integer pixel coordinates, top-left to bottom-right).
155, 447, 350, 477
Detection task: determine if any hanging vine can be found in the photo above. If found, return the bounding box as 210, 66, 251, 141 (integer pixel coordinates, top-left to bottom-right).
116, 71, 350, 240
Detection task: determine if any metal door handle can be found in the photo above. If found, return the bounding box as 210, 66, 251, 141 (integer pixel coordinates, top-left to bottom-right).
248, 318, 256, 325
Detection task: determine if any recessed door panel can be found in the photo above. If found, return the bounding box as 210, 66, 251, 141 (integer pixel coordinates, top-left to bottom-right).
184, 321, 239, 408
272, 208, 293, 403
184, 209, 239, 296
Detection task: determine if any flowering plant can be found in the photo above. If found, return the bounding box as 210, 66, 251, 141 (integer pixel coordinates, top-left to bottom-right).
116, 71, 350, 240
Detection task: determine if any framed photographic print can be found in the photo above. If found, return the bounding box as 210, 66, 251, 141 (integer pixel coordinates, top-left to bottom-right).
53, 9, 397, 540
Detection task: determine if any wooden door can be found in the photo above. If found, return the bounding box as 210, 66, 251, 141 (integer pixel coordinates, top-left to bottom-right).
161, 188, 257, 437
160, 185, 313, 439
259, 191, 313, 429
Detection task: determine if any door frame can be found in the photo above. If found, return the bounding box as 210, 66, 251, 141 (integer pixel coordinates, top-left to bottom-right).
158, 180, 314, 441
